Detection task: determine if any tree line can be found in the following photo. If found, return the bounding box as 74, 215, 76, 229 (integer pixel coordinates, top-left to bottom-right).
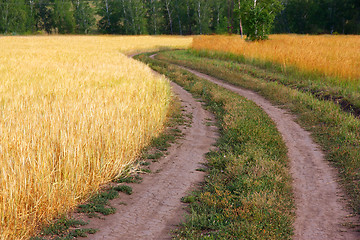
274, 0, 360, 34
0, 0, 359, 38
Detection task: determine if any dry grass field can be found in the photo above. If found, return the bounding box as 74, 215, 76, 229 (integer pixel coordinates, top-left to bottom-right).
0, 36, 191, 239
192, 34, 360, 82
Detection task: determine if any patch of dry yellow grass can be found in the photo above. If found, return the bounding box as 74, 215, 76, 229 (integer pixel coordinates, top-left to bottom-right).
192, 34, 360, 81
0, 36, 191, 239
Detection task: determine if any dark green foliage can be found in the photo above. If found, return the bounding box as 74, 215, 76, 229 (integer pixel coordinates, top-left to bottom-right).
1, 0, 359, 35
73, 0, 95, 34
242, 0, 283, 41
0, 0, 28, 34
96, 0, 148, 34
275, 0, 360, 34
53, 0, 75, 34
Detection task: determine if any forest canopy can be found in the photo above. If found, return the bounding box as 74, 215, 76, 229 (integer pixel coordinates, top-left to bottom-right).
0, 0, 359, 36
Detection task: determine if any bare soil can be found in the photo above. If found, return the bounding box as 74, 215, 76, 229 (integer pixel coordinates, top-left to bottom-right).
174, 64, 360, 240
78, 81, 218, 239
76, 53, 359, 240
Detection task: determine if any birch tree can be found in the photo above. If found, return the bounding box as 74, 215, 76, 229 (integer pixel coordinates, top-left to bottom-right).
73, 0, 95, 33
193, 0, 211, 34
53, 0, 75, 34
0, 0, 27, 33
164, 0, 173, 34
242, 0, 283, 40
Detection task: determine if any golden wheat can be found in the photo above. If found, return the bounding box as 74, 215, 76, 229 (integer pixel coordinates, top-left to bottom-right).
192, 34, 360, 81
0, 35, 191, 239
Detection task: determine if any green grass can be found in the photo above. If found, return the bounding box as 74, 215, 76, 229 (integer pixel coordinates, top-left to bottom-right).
77, 188, 120, 217
29, 216, 97, 240
136, 53, 294, 239
159, 49, 360, 117
30, 84, 187, 239
114, 185, 133, 195
149, 49, 360, 216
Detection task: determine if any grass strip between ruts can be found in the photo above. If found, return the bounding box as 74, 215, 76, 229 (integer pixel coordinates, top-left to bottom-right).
136, 53, 294, 239
161, 49, 360, 116
152, 50, 360, 217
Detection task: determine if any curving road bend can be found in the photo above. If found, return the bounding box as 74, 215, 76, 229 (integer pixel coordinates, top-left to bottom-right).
165, 59, 359, 240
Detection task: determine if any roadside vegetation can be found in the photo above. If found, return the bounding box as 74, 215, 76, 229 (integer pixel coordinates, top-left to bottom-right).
152, 49, 360, 216
0, 36, 191, 240
136, 53, 294, 239
31, 96, 186, 240
192, 35, 360, 82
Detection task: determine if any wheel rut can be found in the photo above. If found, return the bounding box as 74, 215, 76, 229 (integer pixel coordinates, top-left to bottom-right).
79, 53, 358, 240
80, 60, 218, 239
159, 58, 359, 240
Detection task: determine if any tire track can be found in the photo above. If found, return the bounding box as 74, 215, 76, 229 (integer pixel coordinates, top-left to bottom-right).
80, 59, 218, 240
154, 55, 359, 240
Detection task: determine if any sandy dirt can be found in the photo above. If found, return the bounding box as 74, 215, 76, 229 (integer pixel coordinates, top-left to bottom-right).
76, 53, 359, 240
79, 76, 218, 238
170, 63, 360, 240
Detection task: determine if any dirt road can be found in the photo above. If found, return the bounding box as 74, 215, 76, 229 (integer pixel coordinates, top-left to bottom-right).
79, 53, 359, 240
82, 80, 218, 239
168, 62, 359, 240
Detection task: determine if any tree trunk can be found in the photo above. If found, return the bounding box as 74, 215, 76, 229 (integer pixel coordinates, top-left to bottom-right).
197, 1, 202, 34
150, 0, 157, 34
105, 0, 111, 30
254, 0, 258, 35
165, 0, 173, 34
238, 0, 243, 38
177, 13, 182, 35
186, 0, 192, 34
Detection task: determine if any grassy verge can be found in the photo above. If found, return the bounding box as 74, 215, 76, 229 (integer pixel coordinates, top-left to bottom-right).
30, 96, 186, 239
136, 53, 294, 239
151, 50, 360, 216
160, 49, 360, 117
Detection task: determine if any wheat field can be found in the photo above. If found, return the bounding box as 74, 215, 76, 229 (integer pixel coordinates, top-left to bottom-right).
192, 34, 360, 82
0, 36, 191, 239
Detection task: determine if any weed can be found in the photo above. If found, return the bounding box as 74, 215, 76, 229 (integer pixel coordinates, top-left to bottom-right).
140, 168, 152, 174
114, 175, 143, 184
29, 216, 97, 240
195, 168, 207, 172
181, 196, 196, 204
114, 185, 133, 195
77, 188, 119, 217
144, 152, 164, 159
139, 161, 151, 166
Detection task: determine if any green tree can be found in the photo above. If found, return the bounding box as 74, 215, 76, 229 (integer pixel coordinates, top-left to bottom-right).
147, 0, 163, 34
53, 0, 75, 34
274, 0, 360, 34
0, 0, 28, 34
125, 0, 148, 34
212, 0, 228, 34
32, 0, 55, 33
97, 0, 148, 34
73, 0, 95, 34
242, 0, 283, 40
